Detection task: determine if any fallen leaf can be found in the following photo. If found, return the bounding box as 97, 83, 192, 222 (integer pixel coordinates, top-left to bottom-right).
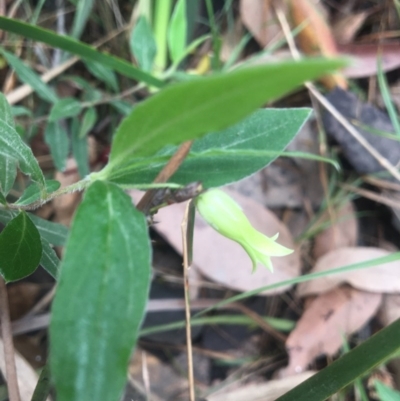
282, 286, 382, 376
207, 371, 316, 401
135, 189, 301, 295
7, 283, 42, 320
331, 11, 369, 45
339, 43, 400, 78
240, 0, 280, 48
378, 294, 400, 326
287, 0, 347, 89
297, 247, 400, 297
53, 158, 81, 226
313, 201, 358, 260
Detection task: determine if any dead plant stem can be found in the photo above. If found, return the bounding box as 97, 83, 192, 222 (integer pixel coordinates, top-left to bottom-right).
0, 278, 21, 401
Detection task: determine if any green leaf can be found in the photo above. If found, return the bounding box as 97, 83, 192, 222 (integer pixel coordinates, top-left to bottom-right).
0, 16, 164, 88
102, 58, 345, 180
71, 118, 90, 177
40, 238, 60, 279
50, 181, 151, 401
0, 90, 16, 127
44, 121, 70, 171
16, 180, 60, 206
84, 60, 119, 92
0, 93, 46, 190
70, 0, 95, 39
107, 108, 311, 186
130, 16, 157, 72
275, 318, 400, 401
0, 49, 57, 103
110, 100, 133, 116
11, 106, 33, 117
0, 192, 6, 205
375, 380, 400, 401
28, 214, 68, 246
49, 98, 82, 122
0, 211, 42, 282
79, 107, 97, 139
167, 0, 187, 65
0, 157, 17, 196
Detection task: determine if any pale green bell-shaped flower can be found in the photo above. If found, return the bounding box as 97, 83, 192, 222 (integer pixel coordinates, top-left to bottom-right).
195, 189, 293, 272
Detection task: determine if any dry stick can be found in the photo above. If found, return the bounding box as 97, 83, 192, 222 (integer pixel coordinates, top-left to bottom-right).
0, 278, 21, 401
181, 200, 196, 401
274, 7, 400, 183
136, 141, 193, 213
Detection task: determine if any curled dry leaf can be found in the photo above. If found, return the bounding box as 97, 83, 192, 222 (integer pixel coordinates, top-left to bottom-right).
313, 200, 358, 260
378, 294, 400, 326
339, 43, 400, 78
137, 189, 300, 295
282, 286, 382, 376
298, 247, 400, 297
287, 0, 347, 89
207, 371, 316, 401
239, 0, 280, 48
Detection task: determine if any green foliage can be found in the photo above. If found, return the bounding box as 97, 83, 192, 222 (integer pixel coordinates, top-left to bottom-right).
130, 16, 157, 72
107, 108, 311, 187
375, 380, 400, 401
49, 98, 82, 122
168, 0, 187, 65
101, 59, 344, 182
50, 181, 151, 401
44, 122, 70, 171
16, 180, 60, 206
0, 211, 42, 282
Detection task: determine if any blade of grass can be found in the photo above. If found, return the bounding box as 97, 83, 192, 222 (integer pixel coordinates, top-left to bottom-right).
377, 56, 400, 136
275, 318, 400, 401
194, 252, 400, 317
0, 16, 164, 88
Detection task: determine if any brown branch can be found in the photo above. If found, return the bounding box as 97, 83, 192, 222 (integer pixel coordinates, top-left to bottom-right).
0, 278, 21, 401
136, 140, 193, 213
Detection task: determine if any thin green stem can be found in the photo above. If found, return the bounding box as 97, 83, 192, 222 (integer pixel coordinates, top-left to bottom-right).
153, 0, 173, 72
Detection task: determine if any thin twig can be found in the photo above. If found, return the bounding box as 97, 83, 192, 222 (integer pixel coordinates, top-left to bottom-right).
136, 141, 193, 213
0, 278, 21, 401
182, 200, 196, 401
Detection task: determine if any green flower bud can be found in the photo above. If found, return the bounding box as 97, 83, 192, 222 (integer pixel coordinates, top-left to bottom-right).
195, 189, 293, 272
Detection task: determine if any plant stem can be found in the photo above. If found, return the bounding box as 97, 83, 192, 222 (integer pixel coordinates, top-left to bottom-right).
0, 278, 21, 401
153, 0, 173, 72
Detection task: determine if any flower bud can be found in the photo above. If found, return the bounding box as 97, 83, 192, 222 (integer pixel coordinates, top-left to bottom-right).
195, 189, 293, 271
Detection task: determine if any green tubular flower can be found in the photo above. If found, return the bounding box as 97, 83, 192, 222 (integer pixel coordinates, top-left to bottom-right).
195, 189, 293, 272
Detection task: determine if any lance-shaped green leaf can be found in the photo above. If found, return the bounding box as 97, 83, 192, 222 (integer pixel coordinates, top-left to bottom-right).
0, 157, 17, 197
15, 179, 60, 206
84, 61, 119, 92
130, 16, 157, 72
168, 0, 187, 65
0, 93, 46, 190
40, 238, 60, 279
79, 107, 97, 139
28, 214, 68, 246
101, 58, 345, 180
49, 98, 82, 122
50, 181, 151, 401
105, 108, 311, 186
0, 16, 163, 88
44, 121, 70, 171
0, 49, 58, 103
0, 211, 42, 282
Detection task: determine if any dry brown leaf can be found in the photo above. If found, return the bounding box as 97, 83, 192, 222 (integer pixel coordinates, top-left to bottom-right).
298, 247, 400, 297
378, 294, 400, 326
7, 283, 42, 321
331, 11, 369, 45
207, 371, 315, 401
282, 286, 382, 376
0, 338, 48, 401
240, 0, 280, 48
313, 201, 358, 260
53, 158, 81, 226
288, 0, 347, 89
136, 189, 300, 295
339, 43, 400, 78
